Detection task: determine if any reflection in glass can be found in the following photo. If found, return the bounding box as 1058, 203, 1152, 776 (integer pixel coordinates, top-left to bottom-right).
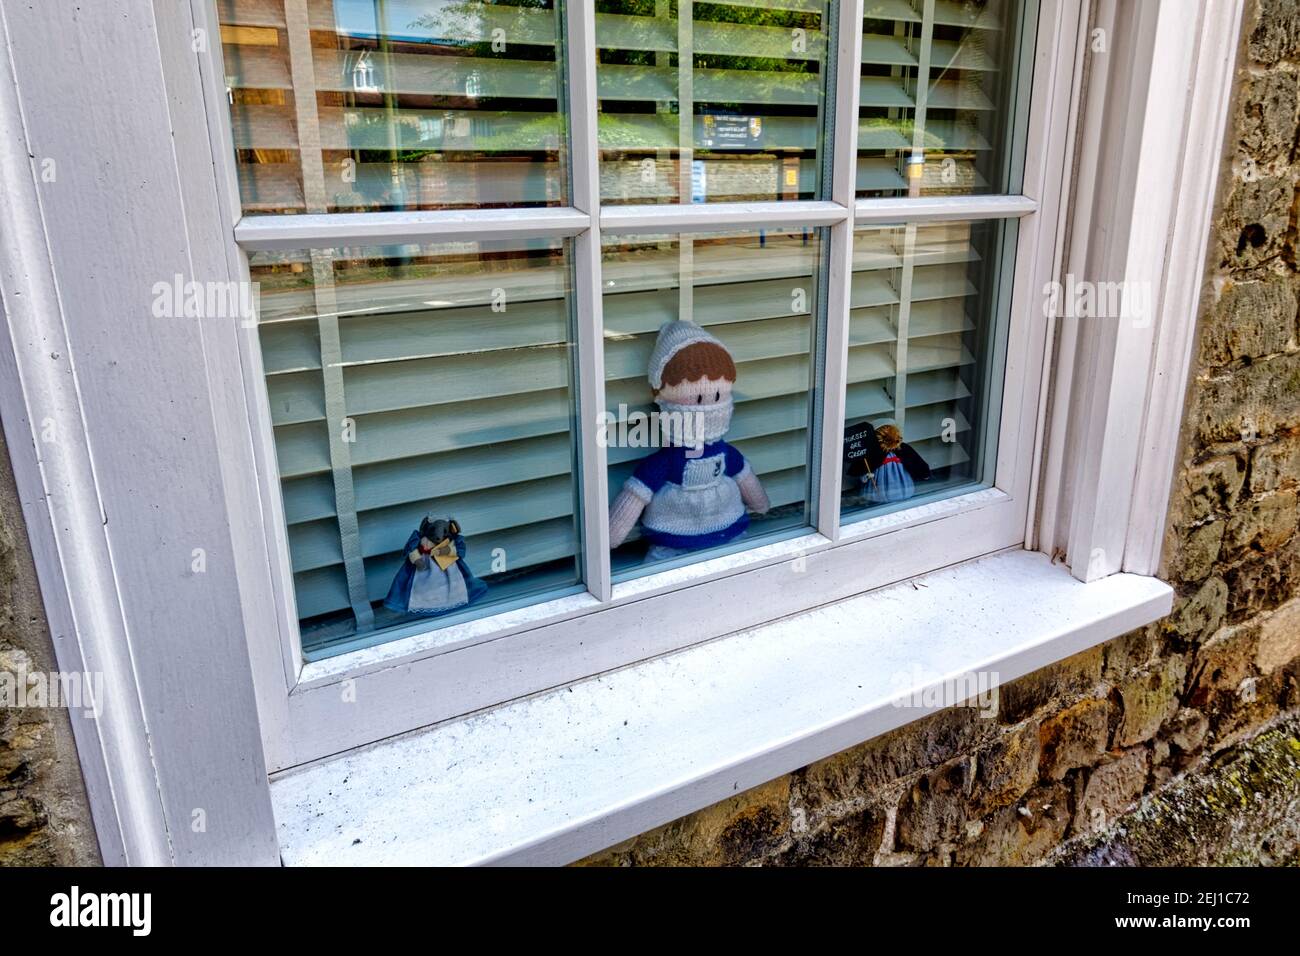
840, 218, 1017, 520
218, 0, 569, 214
858, 0, 1031, 198
601, 229, 821, 576
596, 0, 832, 204
248, 239, 582, 658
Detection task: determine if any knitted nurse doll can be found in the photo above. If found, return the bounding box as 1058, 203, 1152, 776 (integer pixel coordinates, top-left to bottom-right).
608, 321, 770, 560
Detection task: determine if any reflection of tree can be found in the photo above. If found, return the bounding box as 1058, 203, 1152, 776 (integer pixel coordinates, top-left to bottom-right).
595, 0, 821, 74
598, 112, 676, 148
410, 0, 555, 59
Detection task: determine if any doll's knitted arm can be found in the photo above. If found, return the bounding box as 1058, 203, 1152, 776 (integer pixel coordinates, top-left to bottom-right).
609, 478, 653, 548
736, 462, 770, 515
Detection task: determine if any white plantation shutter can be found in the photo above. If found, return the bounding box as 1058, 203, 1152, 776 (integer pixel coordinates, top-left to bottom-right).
218, 0, 568, 213
214, 0, 1033, 655
250, 243, 581, 654
845, 218, 1006, 491
595, 0, 831, 204
601, 231, 818, 564
858, 0, 1009, 197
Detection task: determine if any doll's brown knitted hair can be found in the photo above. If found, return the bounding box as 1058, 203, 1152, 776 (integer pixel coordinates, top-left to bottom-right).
876, 424, 903, 451
656, 341, 737, 391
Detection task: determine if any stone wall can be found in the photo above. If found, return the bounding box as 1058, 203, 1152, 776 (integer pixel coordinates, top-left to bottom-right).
0, 423, 99, 865
578, 0, 1300, 867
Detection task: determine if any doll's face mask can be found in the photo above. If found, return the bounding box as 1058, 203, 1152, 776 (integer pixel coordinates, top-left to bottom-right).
655, 376, 734, 447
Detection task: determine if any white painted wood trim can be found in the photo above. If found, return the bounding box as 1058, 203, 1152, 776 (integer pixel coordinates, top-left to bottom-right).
1035, 0, 1245, 581
0, 0, 279, 864
853, 194, 1038, 223
281, 487, 1028, 766
599, 200, 849, 233
234, 207, 592, 250
190, 0, 303, 767
1025, 0, 1090, 552
1124, 0, 1245, 575
0, 19, 167, 867
566, 0, 613, 602
270, 549, 1173, 866
221, 0, 1079, 769
814, 0, 864, 541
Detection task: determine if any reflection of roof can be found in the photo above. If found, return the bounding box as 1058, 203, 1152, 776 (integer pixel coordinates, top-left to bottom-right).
338, 31, 472, 50
332, 0, 481, 48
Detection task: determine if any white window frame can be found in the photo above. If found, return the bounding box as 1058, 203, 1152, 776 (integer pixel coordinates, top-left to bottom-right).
0, 0, 1243, 864
210, 0, 1069, 771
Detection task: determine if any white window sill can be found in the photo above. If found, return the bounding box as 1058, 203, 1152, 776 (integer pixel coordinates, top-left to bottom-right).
269, 549, 1172, 866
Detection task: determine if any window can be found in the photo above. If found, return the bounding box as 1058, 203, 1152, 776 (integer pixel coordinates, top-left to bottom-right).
595, 0, 832, 204
840, 217, 1017, 521
247, 238, 583, 658
213, 0, 1052, 752
601, 227, 822, 574
857, 0, 1027, 198
218, 0, 569, 212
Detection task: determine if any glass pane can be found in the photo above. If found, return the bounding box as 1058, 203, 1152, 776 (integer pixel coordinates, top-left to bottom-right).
596, 0, 832, 205
858, 0, 1033, 198
840, 218, 1017, 520
248, 239, 583, 659
217, 0, 569, 215
602, 228, 821, 576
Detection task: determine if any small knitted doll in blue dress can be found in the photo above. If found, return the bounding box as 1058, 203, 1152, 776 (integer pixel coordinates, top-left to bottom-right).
608, 321, 770, 560
863, 424, 930, 504
384, 516, 487, 616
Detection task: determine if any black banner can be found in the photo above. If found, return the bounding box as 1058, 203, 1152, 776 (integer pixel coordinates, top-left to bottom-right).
0, 865, 1290, 942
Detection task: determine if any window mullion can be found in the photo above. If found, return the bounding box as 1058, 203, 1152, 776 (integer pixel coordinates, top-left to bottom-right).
566, 0, 613, 601
854, 194, 1038, 223
815, 0, 865, 541
233, 207, 591, 250
600, 200, 849, 233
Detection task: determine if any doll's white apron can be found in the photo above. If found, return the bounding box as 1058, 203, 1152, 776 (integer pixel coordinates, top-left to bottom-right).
642, 450, 744, 538
408, 557, 469, 612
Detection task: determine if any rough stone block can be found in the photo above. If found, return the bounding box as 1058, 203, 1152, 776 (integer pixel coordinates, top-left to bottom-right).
579, 776, 791, 866
1171, 577, 1229, 643
998, 646, 1104, 724
896, 758, 970, 849
1251, 431, 1300, 493
1115, 655, 1188, 747
1186, 621, 1283, 743
1249, 0, 1300, 64
1039, 697, 1112, 780
1256, 598, 1300, 674
957, 782, 1071, 866
1075, 749, 1151, 834
1198, 279, 1297, 367
1169, 519, 1225, 583
1194, 352, 1300, 445
1222, 489, 1298, 558
1163, 707, 1211, 755
1212, 174, 1295, 271
970, 720, 1041, 813
773, 809, 884, 867
800, 705, 992, 811
1103, 627, 1159, 682
1225, 538, 1300, 620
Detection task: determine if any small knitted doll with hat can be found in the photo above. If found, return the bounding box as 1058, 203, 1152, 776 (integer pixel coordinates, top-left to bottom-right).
608, 321, 770, 557
860, 422, 931, 504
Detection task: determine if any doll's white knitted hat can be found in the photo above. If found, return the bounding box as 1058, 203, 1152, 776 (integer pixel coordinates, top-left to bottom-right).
647, 320, 730, 389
